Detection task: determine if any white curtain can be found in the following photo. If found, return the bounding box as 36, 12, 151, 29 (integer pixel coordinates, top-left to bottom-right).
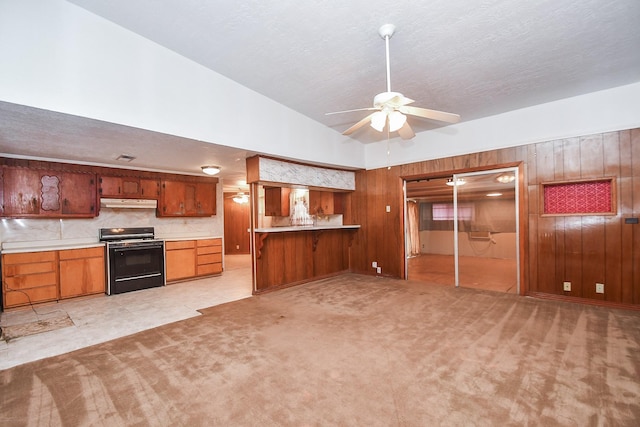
407, 201, 420, 256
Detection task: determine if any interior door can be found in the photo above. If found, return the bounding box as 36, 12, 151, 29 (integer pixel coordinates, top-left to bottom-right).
453, 168, 520, 293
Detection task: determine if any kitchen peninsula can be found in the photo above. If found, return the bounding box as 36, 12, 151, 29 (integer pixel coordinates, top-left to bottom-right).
246, 156, 360, 293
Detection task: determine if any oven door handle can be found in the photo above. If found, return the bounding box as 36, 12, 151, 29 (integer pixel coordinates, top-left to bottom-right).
115, 272, 163, 282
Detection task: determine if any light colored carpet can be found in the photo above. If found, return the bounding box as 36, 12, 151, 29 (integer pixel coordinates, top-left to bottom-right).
1, 273, 639, 425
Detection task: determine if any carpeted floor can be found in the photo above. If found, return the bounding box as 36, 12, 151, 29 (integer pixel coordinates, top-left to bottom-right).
1, 273, 639, 426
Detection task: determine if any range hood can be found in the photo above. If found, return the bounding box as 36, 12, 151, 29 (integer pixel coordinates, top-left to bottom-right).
100, 198, 158, 209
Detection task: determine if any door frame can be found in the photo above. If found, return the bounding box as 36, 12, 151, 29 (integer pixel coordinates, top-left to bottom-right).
403, 161, 526, 295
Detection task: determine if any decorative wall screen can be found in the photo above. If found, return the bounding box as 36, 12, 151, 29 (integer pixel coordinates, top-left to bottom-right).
543, 179, 614, 215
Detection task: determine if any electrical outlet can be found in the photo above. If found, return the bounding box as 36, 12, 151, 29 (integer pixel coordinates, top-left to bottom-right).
563, 281, 571, 292
236, 245, 240, 250
386, 205, 391, 212
372, 261, 377, 268
596, 283, 605, 294
376, 267, 381, 274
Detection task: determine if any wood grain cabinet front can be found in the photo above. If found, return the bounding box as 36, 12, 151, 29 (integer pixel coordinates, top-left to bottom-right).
196, 239, 223, 276
59, 247, 106, 299
165, 240, 197, 282
165, 238, 223, 283
1, 167, 97, 218
99, 176, 159, 199
2, 251, 59, 308
264, 187, 290, 216
308, 191, 344, 215
160, 180, 216, 217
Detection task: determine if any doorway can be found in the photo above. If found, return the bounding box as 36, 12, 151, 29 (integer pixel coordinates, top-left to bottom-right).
405, 167, 520, 294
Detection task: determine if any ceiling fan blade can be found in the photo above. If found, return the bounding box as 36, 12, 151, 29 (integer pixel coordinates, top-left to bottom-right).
387, 94, 414, 108
399, 105, 461, 123
326, 107, 377, 116
343, 112, 377, 135
397, 122, 415, 140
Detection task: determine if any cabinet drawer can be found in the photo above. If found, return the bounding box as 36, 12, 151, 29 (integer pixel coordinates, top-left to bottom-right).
196, 238, 221, 247
197, 263, 222, 276
59, 246, 105, 260
5, 272, 58, 290
196, 245, 222, 255
165, 240, 196, 250
4, 285, 58, 307
197, 253, 222, 265
3, 261, 57, 277
3, 251, 56, 264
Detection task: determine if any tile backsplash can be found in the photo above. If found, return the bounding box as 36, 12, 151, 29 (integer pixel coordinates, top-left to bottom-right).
0, 208, 223, 247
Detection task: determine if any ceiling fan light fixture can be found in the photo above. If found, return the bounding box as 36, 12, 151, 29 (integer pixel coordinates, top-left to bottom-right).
201, 165, 221, 176
388, 111, 406, 132
233, 193, 249, 204
370, 111, 387, 132
446, 178, 466, 187
495, 173, 515, 184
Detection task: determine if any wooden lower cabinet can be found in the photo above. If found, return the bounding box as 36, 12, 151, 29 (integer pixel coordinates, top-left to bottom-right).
2, 246, 106, 309
197, 239, 223, 276
165, 240, 197, 282
2, 251, 58, 308
165, 238, 222, 283
59, 247, 105, 299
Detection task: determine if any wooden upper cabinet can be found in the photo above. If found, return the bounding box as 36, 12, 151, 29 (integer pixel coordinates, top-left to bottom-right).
99, 175, 159, 199
159, 179, 216, 217
308, 190, 344, 215
1, 167, 97, 218
264, 186, 290, 216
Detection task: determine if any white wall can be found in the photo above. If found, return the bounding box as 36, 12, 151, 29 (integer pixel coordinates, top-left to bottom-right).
420, 230, 517, 260
0, 0, 364, 170
366, 82, 640, 170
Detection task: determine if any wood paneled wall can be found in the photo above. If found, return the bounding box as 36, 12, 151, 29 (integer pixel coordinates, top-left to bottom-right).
350, 128, 640, 307
223, 193, 251, 254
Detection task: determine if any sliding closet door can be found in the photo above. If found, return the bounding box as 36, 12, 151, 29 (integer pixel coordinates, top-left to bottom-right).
453, 168, 520, 293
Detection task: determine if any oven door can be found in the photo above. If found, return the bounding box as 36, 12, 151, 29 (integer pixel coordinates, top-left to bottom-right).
107, 241, 165, 295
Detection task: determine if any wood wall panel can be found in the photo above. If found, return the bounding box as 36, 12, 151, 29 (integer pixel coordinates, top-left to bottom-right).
604, 216, 622, 303
536, 216, 556, 293
223, 193, 251, 254
562, 138, 582, 180
352, 127, 640, 308
554, 217, 567, 295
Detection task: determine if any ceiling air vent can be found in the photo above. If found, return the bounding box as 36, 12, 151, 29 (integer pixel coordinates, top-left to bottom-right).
116, 154, 136, 162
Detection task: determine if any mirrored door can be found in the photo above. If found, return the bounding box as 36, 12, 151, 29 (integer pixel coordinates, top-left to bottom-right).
453, 168, 520, 293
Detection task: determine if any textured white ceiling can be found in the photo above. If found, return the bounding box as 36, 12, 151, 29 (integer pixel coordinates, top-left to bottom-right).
2, 0, 639, 191
67, 0, 640, 138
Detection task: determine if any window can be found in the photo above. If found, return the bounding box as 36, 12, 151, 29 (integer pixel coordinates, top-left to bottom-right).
432, 203, 475, 221
542, 178, 615, 215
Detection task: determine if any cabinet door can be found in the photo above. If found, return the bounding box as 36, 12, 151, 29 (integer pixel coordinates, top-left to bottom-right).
2, 168, 96, 218
160, 180, 216, 217
99, 176, 123, 197
140, 179, 159, 199
59, 247, 105, 298
195, 182, 216, 216
2, 251, 59, 308
60, 172, 97, 216
165, 245, 197, 281
160, 180, 187, 216
309, 190, 334, 215
1, 167, 41, 216
264, 187, 290, 216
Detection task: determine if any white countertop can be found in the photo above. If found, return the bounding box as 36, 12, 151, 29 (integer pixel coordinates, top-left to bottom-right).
1, 240, 105, 254
1, 235, 223, 253
254, 225, 360, 233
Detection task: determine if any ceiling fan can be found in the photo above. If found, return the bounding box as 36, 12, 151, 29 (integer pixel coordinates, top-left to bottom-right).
225, 190, 250, 204
328, 24, 460, 140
